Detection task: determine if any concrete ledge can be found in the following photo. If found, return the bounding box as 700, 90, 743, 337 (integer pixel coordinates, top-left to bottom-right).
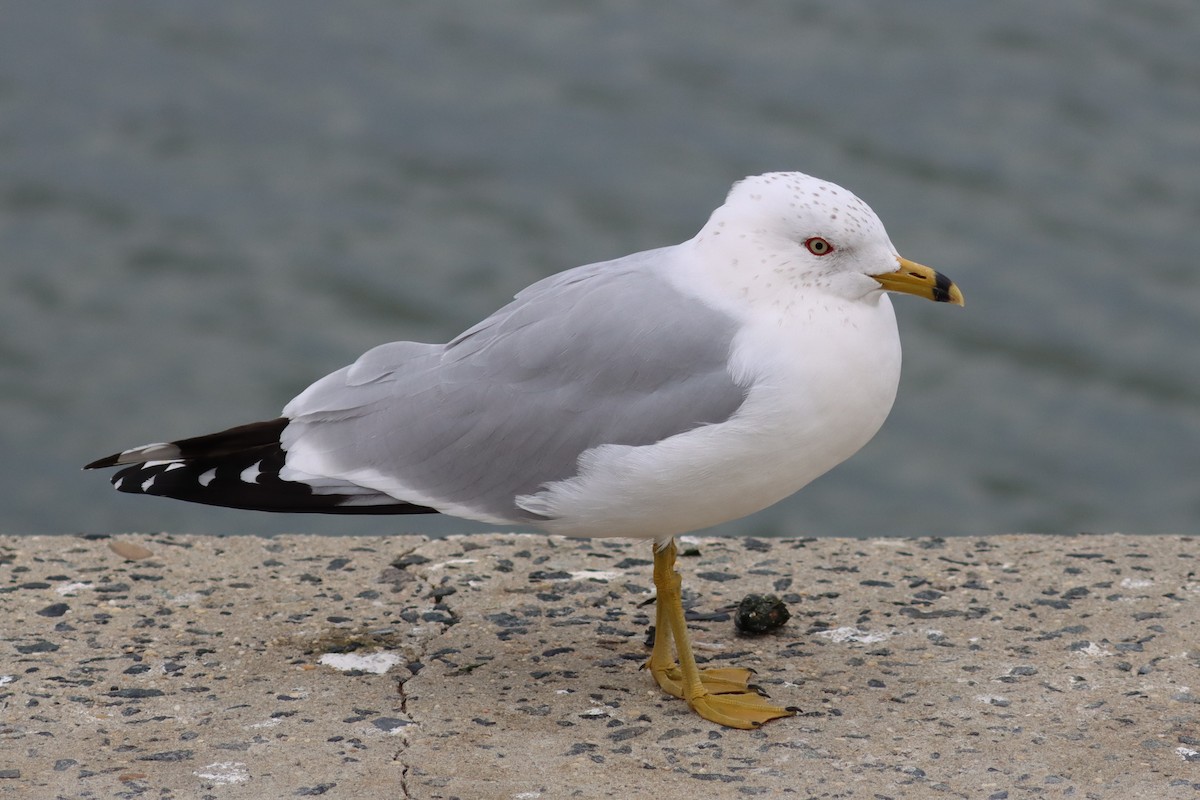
2, 532, 1198, 798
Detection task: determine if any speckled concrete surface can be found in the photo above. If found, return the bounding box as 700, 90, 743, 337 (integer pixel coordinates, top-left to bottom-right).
2, 533, 1199, 799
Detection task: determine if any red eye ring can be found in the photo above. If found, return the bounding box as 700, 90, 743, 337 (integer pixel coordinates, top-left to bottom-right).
804, 237, 834, 256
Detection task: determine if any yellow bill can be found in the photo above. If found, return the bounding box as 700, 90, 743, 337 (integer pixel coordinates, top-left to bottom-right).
872, 257, 964, 306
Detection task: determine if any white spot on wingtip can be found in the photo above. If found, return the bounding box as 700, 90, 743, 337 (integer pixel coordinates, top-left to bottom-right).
143, 460, 180, 468
198, 468, 217, 487
122, 442, 180, 462
240, 461, 262, 484
141, 476, 156, 492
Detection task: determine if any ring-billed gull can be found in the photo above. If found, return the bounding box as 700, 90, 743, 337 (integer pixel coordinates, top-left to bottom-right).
87, 171, 963, 728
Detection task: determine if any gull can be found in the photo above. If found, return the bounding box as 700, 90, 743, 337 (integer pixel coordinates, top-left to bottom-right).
86, 171, 963, 728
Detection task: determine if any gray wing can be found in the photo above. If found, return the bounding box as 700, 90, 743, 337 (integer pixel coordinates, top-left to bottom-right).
280, 248, 747, 523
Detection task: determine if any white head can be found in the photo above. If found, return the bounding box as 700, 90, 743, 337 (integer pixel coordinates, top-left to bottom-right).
693, 171, 961, 308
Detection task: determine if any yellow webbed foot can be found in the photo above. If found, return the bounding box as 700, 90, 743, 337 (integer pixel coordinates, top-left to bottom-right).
687, 689, 796, 729
649, 663, 759, 698
647, 538, 795, 729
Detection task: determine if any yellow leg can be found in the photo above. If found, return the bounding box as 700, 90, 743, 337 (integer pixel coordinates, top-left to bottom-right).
647, 541, 759, 696
646, 539, 795, 729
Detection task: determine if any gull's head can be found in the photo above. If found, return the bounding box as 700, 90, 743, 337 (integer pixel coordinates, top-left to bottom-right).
696, 171, 963, 307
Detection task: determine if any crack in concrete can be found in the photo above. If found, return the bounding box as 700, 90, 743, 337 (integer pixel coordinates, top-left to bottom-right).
383, 539, 467, 799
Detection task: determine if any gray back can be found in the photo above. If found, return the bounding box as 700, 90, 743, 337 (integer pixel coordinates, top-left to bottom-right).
283, 251, 747, 522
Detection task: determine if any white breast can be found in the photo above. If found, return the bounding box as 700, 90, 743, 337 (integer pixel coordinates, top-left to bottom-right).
517, 293, 902, 538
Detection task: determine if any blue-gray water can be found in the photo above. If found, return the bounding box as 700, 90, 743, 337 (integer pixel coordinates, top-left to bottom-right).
3, 2, 1197, 538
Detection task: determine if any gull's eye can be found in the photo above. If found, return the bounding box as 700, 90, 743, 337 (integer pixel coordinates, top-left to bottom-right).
804, 236, 834, 256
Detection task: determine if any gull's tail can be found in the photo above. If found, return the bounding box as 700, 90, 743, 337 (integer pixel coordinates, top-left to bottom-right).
84, 418, 436, 515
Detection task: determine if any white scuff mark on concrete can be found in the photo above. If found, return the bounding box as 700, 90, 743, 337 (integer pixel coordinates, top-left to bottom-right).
247, 718, 283, 729
975, 694, 1010, 707
194, 761, 250, 785
1177, 746, 1200, 762
568, 569, 623, 582
1119, 577, 1153, 589
0, 675, 15, 686
513, 792, 543, 799
1077, 642, 1111, 657
579, 707, 609, 717
55, 582, 92, 595
376, 720, 410, 735
318, 652, 402, 674
815, 626, 890, 644
428, 558, 477, 570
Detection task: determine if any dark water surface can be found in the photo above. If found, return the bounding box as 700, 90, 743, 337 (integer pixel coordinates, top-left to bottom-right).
3, 2, 1198, 538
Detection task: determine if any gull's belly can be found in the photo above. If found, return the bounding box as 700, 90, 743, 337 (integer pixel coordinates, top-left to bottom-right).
523, 302, 903, 538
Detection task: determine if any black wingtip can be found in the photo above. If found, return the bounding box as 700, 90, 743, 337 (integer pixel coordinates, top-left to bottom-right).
87, 417, 441, 517
84, 453, 122, 470
84, 419, 290, 471
109, 457, 440, 516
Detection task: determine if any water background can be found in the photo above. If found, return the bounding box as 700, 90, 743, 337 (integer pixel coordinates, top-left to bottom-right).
3, 2, 1198, 539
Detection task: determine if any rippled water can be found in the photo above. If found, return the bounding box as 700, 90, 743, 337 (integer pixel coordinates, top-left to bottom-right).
2, 2, 1198, 537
